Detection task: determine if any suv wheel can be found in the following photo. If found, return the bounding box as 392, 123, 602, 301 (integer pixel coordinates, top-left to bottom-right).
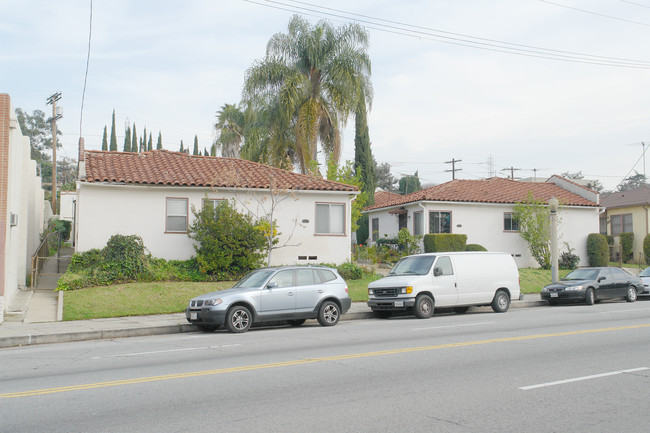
317, 301, 340, 326
226, 305, 252, 333
413, 294, 434, 319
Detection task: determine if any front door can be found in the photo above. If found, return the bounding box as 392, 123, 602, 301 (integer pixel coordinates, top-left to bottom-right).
260, 269, 296, 317
431, 256, 458, 307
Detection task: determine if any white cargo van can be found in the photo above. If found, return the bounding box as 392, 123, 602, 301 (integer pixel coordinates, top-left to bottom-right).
367, 252, 521, 318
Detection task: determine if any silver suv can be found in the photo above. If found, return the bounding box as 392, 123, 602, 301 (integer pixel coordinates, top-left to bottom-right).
186, 266, 351, 333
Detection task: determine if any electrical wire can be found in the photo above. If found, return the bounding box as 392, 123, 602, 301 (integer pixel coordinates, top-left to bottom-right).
538, 0, 650, 27
620, 0, 650, 9
244, 0, 650, 69
79, 0, 93, 138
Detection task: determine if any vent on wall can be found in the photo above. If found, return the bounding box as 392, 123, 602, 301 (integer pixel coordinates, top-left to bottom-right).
9, 213, 18, 227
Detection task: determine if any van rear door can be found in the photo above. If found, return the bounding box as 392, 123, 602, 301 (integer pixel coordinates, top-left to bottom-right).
432, 255, 458, 307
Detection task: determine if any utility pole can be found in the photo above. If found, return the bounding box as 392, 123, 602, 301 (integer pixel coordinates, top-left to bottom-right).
445, 158, 462, 180
47, 92, 62, 215
502, 166, 520, 180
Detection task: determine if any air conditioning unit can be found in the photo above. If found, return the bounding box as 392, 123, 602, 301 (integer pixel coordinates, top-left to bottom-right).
9, 213, 18, 227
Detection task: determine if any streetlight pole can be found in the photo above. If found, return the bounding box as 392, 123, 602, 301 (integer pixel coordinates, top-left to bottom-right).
549, 197, 559, 283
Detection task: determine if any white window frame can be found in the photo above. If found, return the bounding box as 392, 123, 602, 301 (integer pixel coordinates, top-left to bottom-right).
315, 202, 346, 236
166, 197, 188, 233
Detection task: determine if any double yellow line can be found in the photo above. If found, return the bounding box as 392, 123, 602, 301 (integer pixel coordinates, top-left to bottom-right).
3, 323, 650, 399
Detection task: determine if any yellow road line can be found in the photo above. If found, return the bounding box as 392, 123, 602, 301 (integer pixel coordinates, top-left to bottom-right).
3, 323, 650, 399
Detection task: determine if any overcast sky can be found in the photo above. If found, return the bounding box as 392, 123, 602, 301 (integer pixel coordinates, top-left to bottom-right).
3, 0, 650, 191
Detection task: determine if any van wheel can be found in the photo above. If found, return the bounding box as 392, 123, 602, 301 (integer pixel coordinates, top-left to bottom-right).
413, 295, 434, 319
453, 306, 469, 314
491, 290, 510, 313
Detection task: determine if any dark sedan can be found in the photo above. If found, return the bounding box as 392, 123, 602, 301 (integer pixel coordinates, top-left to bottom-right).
541, 267, 642, 305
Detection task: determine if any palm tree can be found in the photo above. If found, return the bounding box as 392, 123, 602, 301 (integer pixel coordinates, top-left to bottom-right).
243, 15, 372, 174
214, 103, 245, 158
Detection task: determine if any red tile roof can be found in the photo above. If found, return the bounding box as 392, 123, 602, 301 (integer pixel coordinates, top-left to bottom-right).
81, 150, 358, 192
365, 177, 598, 210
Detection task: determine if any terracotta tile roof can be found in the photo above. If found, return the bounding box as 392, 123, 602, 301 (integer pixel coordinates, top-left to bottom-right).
364, 177, 598, 210
81, 150, 358, 192
372, 190, 402, 208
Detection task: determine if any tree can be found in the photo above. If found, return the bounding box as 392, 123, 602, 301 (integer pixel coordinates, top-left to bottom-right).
147, 133, 153, 151
101, 126, 108, 151
179, 140, 184, 153
327, 159, 368, 233
374, 159, 398, 192
15, 108, 59, 162
243, 15, 372, 174
123, 125, 131, 152
214, 103, 245, 158
193, 135, 199, 156
157, 131, 162, 150
142, 127, 147, 152
399, 171, 421, 195
513, 193, 559, 269
131, 124, 138, 153
618, 171, 647, 192
109, 110, 118, 151
188, 199, 267, 277
354, 89, 375, 204
561, 171, 603, 192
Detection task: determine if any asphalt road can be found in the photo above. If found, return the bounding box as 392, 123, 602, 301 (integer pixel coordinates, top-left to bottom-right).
3, 299, 650, 433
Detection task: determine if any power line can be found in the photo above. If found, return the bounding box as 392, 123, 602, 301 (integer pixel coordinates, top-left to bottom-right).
244, 0, 650, 69
79, 0, 93, 138
445, 158, 462, 180
620, 0, 650, 9
538, 0, 650, 27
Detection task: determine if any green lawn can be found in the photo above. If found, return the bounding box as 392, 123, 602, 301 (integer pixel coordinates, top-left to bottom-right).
62, 268, 565, 321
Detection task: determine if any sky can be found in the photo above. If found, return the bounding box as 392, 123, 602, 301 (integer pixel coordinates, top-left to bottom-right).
2, 0, 650, 191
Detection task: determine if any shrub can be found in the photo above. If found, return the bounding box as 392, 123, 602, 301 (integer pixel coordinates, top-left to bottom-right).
337, 262, 363, 280
423, 234, 467, 253
68, 248, 103, 273
188, 199, 266, 278
587, 233, 609, 266
49, 218, 72, 241
605, 235, 614, 245
559, 244, 580, 270
644, 234, 650, 264
620, 232, 634, 263
397, 228, 422, 255
103, 234, 147, 279
465, 244, 487, 252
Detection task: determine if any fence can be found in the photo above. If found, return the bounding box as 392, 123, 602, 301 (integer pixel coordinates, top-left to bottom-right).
30, 231, 61, 289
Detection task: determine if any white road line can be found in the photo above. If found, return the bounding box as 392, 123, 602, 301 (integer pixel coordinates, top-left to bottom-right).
601, 308, 650, 314
519, 367, 649, 391
411, 321, 494, 331
90, 344, 241, 359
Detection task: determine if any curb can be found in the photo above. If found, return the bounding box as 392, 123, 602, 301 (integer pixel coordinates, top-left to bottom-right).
0, 299, 545, 349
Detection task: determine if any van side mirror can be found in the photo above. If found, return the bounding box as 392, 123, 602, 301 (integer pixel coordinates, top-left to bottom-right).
267, 281, 278, 289
434, 267, 442, 277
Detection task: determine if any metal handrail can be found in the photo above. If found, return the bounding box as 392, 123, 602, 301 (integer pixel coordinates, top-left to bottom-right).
30, 231, 61, 288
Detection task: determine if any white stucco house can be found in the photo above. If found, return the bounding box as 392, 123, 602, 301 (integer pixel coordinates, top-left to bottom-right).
74, 148, 359, 266
363, 176, 600, 268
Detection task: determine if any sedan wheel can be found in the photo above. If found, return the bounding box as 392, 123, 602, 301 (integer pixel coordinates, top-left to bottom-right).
626, 286, 638, 302
317, 301, 340, 326
585, 288, 595, 305
226, 306, 252, 333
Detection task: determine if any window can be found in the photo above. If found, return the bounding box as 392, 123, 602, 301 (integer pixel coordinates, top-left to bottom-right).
371, 218, 379, 242
269, 270, 293, 288
295, 269, 315, 286
203, 198, 224, 209
429, 211, 451, 234
413, 211, 423, 235
166, 198, 188, 232
599, 215, 607, 235
611, 214, 633, 236
434, 256, 454, 276
504, 213, 519, 232
316, 203, 345, 235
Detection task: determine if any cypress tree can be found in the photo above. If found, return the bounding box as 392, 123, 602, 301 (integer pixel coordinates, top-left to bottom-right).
123, 125, 131, 152
131, 124, 137, 152
193, 135, 199, 155
157, 131, 162, 150
101, 126, 108, 151
147, 133, 152, 151
142, 127, 147, 151
210, 143, 216, 157
353, 91, 375, 244
180, 140, 184, 153
109, 109, 118, 151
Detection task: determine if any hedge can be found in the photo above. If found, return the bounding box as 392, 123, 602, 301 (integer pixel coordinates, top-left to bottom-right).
465, 244, 487, 252
620, 232, 634, 263
587, 233, 609, 267
644, 234, 650, 264
424, 234, 467, 253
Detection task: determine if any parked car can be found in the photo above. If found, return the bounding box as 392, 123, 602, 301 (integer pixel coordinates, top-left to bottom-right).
638, 266, 650, 295
186, 266, 351, 333
541, 267, 642, 305
367, 252, 521, 319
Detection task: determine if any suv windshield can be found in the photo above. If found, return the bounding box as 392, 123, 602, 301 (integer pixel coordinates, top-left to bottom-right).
389, 256, 435, 276
233, 270, 275, 288
562, 268, 599, 281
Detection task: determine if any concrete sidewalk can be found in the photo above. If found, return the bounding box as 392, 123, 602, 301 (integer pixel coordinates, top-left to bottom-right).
0, 294, 545, 349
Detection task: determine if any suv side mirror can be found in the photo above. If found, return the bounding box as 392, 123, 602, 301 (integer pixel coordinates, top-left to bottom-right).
267, 281, 278, 289
434, 267, 442, 277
